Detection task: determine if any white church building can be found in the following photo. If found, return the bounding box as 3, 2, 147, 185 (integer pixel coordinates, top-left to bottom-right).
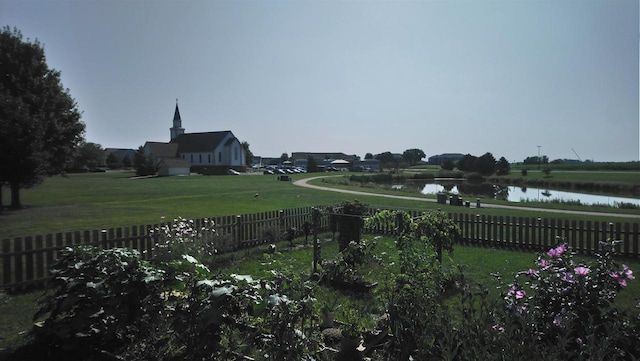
144, 103, 246, 175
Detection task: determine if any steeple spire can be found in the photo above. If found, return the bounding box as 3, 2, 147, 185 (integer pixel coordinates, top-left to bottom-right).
170, 99, 185, 140
173, 99, 181, 122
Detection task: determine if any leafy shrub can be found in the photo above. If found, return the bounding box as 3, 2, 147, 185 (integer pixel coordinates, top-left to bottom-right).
33, 247, 166, 357
334, 200, 367, 251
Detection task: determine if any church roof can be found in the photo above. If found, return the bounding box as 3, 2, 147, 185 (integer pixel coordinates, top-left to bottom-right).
170, 131, 235, 153
145, 142, 179, 158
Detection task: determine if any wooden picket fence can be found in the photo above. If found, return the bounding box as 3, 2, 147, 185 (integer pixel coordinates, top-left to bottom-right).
1, 206, 638, 290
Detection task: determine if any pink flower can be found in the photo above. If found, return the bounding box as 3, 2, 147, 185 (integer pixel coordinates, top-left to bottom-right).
547, 244, 566, 258
538, 259, 550, 269
574, 267, 590, 276
515, 290, 526, 299
618, 278, 628, 287
622, 265, 635, 280
610, 272, 619, 280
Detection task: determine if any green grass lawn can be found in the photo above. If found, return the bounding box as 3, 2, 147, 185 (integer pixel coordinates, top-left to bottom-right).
0, 171, 432, 238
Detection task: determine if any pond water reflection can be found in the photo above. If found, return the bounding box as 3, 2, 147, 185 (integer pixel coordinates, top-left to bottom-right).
399, 182, 640, 206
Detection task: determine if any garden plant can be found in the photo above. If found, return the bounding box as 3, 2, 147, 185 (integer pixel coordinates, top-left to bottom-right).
5, 205, 638, 360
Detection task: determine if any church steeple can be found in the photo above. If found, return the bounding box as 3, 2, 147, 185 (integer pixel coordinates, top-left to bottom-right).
170, 99, 185, 140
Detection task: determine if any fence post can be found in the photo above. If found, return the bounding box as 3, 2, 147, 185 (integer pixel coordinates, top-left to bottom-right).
279, 210, 285, 235
312, 207, 320, 274
395, 211, 405, 236
236, 215, 243, 247
101, 230, 108, 249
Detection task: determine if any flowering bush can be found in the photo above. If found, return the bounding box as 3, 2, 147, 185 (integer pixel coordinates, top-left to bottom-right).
503, 238, 636, 357
149, 216, 218, 262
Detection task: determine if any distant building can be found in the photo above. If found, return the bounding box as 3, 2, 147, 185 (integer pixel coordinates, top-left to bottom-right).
290, 152, 379, 171
143, 102, 246, 176
428, 153, 464, 165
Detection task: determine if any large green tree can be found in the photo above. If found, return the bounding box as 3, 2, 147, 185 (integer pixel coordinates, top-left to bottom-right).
73, 142, 104, 170
402, 148, 426, 166
0, 27, 85, 210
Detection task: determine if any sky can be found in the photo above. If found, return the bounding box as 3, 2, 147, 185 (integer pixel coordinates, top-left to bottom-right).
1, 0, 638, 163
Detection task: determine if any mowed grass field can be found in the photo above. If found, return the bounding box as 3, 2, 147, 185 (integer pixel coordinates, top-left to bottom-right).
0, 171, 436, 239
1, 169, 638, 239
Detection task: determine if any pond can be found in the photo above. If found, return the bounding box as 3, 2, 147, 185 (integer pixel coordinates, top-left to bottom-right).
393, 182, 640, 207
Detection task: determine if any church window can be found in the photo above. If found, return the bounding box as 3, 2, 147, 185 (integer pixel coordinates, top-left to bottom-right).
208, 154, 211, 163
199, 154, 202, 163
234, 147, 238, 160
190, 154, 193, 162
218, 152, 222, 162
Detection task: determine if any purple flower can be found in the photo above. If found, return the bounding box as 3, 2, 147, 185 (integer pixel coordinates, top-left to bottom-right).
524, 269, 539, 279
574, 267, 590, 276
553, 314, 564, 328
547, 244, 566, 258
515, 289, 526, 299
619, 278, 628, 287
576, 337, 583, 346
561, 272, 574, 283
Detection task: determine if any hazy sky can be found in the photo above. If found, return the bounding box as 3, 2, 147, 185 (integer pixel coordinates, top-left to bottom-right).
2, 0, 638, 162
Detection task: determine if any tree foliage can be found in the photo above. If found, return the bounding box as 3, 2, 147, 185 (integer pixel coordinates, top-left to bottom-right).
402, 148, 426, 166
456, 154, 477, 172
441, 159, 455, 171
73, 142, 104, 171
306, 156, 319, 173
495, 156, 510, 175
375, 152, 396, 164
133, 146, 157, 176
105, 152, 119, 169
474, 152, 496, 175
0, 26, 85, 209
240, 141, 253, 166
364, 153, 374, 160
523, 155, 549, 165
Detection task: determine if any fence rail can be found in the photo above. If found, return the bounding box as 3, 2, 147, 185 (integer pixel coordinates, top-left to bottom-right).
2, 206, 638, 290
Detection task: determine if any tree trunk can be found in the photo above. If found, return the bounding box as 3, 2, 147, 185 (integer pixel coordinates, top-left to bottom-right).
10, 182, 21, 209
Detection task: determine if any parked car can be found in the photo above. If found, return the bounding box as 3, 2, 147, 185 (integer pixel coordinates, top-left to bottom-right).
263, 169, 274, 175
227, 169, 240, 175
275, 169, 286, 174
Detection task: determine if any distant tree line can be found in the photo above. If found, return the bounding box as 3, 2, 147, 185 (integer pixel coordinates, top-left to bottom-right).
440, 152, 510, 176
